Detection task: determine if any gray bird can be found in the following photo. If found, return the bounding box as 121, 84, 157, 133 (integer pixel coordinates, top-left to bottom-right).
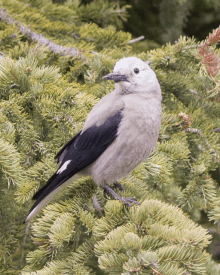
26, 57, 162, 222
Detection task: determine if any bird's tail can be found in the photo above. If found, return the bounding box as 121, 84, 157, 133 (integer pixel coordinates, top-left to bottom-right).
25, 174, 80, 222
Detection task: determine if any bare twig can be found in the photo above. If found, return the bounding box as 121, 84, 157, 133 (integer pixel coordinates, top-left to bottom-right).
0, 51, 4, 59
0, 9, 145, 59
0, 8, 99, 57
20, 222, 30, 266
127, 36, 145, 44
190, 154, 197, 162
22, 222, 30, 246
181, 44, 202, 51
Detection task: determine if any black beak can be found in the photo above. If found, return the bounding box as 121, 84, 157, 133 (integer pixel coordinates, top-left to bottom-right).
103, 73, 129, 83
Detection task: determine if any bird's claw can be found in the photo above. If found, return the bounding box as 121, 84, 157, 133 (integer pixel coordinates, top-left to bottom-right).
119, 197, 141, 207
103, 188, 111, 200
103, 185, 140, 206
113, 182, 124, 191
104, 182, 124, 199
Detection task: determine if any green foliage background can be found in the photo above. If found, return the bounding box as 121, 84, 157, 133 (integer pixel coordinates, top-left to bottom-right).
0, 0, 220, 274
121, 0, 220, 44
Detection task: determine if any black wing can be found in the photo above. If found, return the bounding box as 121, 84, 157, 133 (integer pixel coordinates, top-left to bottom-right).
55, 132, 81, 164
31, 110, 123, 210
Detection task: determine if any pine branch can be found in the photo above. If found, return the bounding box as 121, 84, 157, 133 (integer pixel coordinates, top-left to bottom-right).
180, 43, 202, 51
0, 2, 219, 273
185, 128, 219, 160
92, 194, 103, 212
199, 42, 219, 78
197, 26, 220, 98
0, 8, 99, 57
189, 89, 203, 98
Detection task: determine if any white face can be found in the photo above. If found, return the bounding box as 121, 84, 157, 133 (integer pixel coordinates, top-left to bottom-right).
112, 57, 161, 97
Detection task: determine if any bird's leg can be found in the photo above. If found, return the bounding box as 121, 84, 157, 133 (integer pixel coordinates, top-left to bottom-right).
103, 182, 123, 199
103, 187, 111, 199
103, 184, 140, 206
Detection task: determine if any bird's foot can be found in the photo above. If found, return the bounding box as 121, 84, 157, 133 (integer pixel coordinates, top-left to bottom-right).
113, 181, 124, 191
103, 184, 140, 206
104, 182, 123, 199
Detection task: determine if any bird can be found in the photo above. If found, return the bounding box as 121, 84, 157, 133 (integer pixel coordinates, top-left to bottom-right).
25, 57, 162, 222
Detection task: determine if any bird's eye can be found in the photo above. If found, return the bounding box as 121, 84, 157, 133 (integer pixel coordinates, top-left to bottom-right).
134, 68, 139, 74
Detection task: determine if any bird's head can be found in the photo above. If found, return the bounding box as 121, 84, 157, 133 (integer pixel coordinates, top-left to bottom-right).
103, 57, 161, 99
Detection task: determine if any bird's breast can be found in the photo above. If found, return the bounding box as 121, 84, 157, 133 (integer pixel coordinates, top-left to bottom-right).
118, 95, 161, 159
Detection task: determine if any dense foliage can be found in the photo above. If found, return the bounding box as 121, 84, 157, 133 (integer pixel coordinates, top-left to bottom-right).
0, 0, 220, 274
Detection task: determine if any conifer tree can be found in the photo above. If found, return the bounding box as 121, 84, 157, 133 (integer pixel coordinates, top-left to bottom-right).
119, 0, 220, 45
0, 0, 220, 274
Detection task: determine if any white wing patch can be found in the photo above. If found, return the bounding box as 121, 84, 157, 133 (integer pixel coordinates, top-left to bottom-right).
57, 160, 72, 174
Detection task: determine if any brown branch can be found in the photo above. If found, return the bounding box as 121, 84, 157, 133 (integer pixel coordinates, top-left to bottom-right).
198, 26, 220, 81
199, 43, 219, 78
208, 25, 220, 45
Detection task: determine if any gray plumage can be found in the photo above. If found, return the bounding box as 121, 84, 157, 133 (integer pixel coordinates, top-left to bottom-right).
26, 57, 162, 222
